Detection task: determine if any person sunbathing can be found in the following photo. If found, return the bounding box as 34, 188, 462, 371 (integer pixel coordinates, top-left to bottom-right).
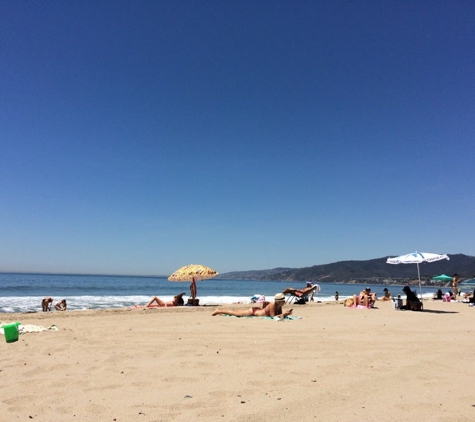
145, 293, 185, 308
380, 288, 392, 301
282, 285, 317, 297
212, 293, 293, 318
54, 299, 67, 311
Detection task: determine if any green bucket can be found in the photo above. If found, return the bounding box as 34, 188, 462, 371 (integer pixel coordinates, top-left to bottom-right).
3, 322, 21, 343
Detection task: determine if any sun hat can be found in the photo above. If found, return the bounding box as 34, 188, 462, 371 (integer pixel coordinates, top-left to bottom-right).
383, 288, 388, 291
274, 293, 285, 302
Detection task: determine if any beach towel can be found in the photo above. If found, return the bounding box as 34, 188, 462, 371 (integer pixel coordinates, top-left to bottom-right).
19, 324, 59, 334
224, 315, 302, 321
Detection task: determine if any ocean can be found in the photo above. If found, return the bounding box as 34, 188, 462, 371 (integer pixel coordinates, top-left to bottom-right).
0, 273, 444, 313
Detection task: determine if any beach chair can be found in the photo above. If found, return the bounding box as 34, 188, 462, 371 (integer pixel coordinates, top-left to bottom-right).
284, 285, 320, 304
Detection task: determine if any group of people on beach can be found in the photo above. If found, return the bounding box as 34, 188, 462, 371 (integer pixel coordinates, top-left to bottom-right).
42, 273, 474, 314
42, 298, 67, 312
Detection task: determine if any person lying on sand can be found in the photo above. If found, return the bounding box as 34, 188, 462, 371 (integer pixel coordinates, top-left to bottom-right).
145, 293, 186, 308
42, 297, 53, 312
212, 293, 293, 318
54, 299, 67, 311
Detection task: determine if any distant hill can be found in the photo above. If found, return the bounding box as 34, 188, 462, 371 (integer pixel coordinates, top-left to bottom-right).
219, 254, 475, 284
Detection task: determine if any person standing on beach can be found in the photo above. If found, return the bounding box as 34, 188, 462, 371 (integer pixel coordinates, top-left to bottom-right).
452, 274, 459, 298
42, 297, 53, 312
190, 277, 197, 299
212, 293, 293, 318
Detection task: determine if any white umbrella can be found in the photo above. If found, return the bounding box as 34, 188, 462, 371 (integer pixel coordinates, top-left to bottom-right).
386, 252, 450, 297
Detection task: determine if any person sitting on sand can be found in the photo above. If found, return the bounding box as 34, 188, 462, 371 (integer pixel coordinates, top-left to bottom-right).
344, 294, 372, 309
54, 299, 67, 311
145, 293, 186, 308
380, 288, 392, 301
461, 289, 474, 301
42, 297, 53, 312
446, 291, 456, 302
359, 287, 376, 307
433, 289, 443, 300
402, 286, 422, 310
212, 293, 293, 318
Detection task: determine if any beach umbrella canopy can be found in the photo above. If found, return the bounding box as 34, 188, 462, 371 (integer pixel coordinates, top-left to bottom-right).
387, 252, 450, 297
168, 264, 218, 299
431, 274, 453, 281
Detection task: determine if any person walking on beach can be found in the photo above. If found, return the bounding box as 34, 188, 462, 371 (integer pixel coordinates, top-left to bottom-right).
212, 293, 293, 318
42, 297, 53, 312
452, 274, 459, 298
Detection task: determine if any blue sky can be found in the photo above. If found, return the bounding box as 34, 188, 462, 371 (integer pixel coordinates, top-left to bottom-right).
1, 1, 474, 276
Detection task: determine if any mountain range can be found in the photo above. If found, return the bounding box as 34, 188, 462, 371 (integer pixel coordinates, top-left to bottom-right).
219, 254, 475, 284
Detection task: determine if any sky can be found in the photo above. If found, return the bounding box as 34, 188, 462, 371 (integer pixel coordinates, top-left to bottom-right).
1, 1, 474, 276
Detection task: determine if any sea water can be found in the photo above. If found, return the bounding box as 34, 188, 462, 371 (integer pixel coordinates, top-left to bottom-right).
0, 273, 443, 313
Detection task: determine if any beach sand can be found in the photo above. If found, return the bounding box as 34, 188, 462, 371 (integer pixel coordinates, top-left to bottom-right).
1, 300, 474, 421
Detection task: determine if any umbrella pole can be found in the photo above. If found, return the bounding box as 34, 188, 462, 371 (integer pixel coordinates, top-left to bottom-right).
417, 263, 422, 299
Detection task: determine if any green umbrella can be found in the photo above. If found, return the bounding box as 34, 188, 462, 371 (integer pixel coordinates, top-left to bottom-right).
431, 274, 453, 281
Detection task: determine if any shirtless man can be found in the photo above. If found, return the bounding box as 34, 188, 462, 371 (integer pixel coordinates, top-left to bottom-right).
212, 293, 293, 318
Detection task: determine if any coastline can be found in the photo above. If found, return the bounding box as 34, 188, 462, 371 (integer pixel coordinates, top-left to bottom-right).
2, 300, 475, 421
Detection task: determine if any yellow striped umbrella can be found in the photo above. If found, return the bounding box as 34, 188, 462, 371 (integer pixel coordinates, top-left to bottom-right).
168, 264, 218, 281
168, 264, 218, 300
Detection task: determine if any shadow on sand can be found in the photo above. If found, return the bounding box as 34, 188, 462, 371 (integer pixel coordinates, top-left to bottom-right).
420, 309, 459, 314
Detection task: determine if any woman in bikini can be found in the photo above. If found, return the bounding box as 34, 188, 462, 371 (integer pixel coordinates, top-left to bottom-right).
145, 293, 186, 308
212, 293, 293, 317
42, 297, 54, 312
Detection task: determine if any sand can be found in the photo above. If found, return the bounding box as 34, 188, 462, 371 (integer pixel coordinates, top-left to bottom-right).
1, 300, 475, 422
